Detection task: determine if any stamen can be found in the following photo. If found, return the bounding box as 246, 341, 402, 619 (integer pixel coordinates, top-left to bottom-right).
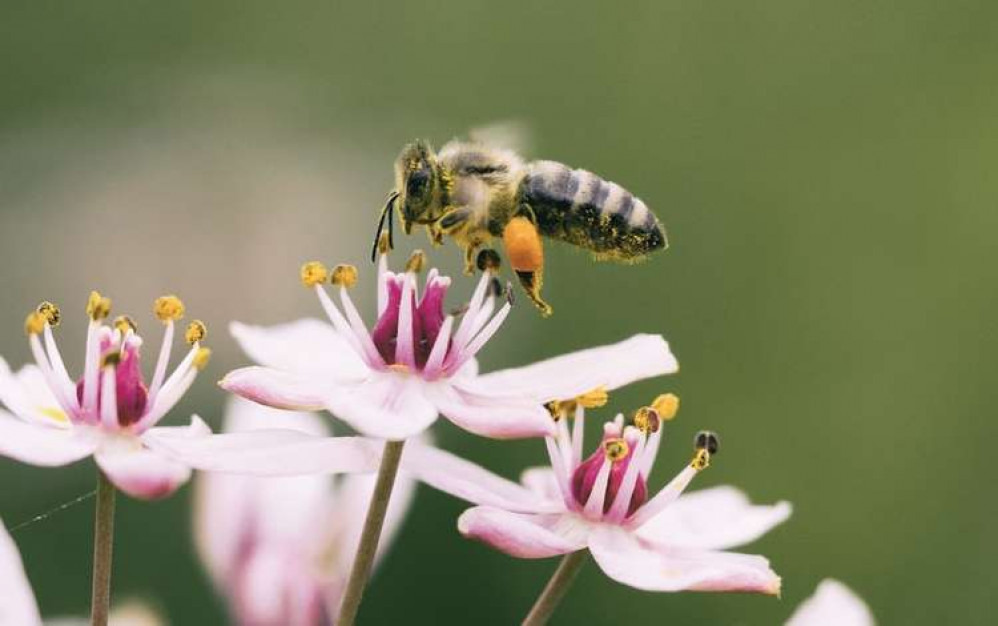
576, 386, 608, 409
331, 264, 358, 288
691, 430, 719, 470
37, 302, 60, 326
633, 407, 661, 434
153, 295, 185, 322
113, 315, 137, 335
422, 315, 454, 379
99, 365, 119, 429
185, 320, 207, 344
377, 231, 392, 255
405, 249, 427, 274
24, 312, 45, 336
652, 393, 680, 421
86, 291, 112, 321
603, 438, 630, 462
476, 249, 501, 273
583, 459, 612, 518
300, 261, 329, 287
193, 347, 212, 370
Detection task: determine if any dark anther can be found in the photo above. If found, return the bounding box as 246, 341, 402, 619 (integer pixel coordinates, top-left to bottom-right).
694, 431, 720, 455
476, 248, 502, 273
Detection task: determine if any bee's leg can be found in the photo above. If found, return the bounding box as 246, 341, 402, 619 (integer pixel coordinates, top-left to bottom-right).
436, 206, 479, 274
425, 223, 444, 247
503, 205, 553, 316
462, 241, 483, 275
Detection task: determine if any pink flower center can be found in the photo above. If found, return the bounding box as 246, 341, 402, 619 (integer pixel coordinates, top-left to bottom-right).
570, 436, 648, 517
75, 340, 149, 427
371, 274, 448, 370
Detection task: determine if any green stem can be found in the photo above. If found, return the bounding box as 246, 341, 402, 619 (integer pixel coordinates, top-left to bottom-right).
90, 469, 116, 626
336, 439, 406, 626
522, 551, 588, 626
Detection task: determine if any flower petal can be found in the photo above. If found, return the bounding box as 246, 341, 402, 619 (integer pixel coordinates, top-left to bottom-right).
520, 466, 563, 502
230, 319, 369, 381
457, 507, 586, 559
95, 443, 192, 500
0, 520, 42, 626
473, 334, 678, 402
588, 525, 781, 594
0, 411, 96, 467
323, 373, 438, 440
145, 421, 382, 477
785, 579, 874, 626
0, 360, 68, 427
402, 442, 560, 513
635, 486, 792, 551
431, 381, 555, 439
220, 366, 330, 412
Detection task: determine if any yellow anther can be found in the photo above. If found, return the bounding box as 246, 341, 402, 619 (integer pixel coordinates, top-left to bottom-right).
652, 393, 680, 421
36, 302, 61, 327
185, 320, 207, 344
101, 351, 122, 368
301, 261, 329, 288
86, 291, 112, 321
154, 295, 185, 322
405, 249, 427, 274
691, 448, 711, 471
633, 406, 661, 434
544, 401, 565, 421
604, 438, 630, 462
377, 231, 392, 255
193, 347, 212, 371
24, 311, 45, 336
113, 315, 137, 335
331, 264, 359, 288
576, 387, 608, 409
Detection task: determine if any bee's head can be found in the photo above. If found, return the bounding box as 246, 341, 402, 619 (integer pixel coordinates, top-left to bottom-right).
395, 140, 443, 233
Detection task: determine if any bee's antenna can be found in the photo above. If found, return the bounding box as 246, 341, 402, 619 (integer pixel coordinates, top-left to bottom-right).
371, 191, 399, 262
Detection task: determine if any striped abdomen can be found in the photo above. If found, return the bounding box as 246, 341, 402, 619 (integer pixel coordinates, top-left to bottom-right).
521, 161, 666, 260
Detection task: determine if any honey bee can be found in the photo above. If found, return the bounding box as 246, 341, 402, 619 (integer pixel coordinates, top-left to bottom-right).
372, 133, 667, 316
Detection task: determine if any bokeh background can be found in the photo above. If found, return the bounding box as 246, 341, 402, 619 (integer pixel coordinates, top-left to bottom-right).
1, 1, 995, 624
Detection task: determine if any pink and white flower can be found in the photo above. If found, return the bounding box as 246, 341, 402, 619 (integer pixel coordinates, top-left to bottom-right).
219, 251, 678, 441
785, 579, 875, 625
0, 293, 211, 499
409, 395, 791, 595
0, 518, 162, 626
194, 398, 416, 626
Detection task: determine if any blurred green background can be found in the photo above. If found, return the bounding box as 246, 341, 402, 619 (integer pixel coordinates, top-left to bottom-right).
1, 1, 995, 624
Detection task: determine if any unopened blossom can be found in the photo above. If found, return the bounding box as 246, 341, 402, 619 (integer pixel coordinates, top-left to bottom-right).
0, 293, 211, 499
0, 519, 162, 626
785, 579, 875, 626
195, 398, 416, 626
410, 394, 791, 594
218, 245, 678, 441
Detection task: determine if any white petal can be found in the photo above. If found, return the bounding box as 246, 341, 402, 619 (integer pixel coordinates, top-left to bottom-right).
95, 441, 192, 500
0, 411, 95, 467
0, 520, 42, 626
588, 525, 781, 594
430, 381, 555, 439
230, 319, 369, 381
520, 467, 563, 502
324, 373, 438, 440
457, 507, 586, 559
785, 579, 875, 626
0, 360, 68, 426
402, 442, 560, 513
474, 334, 678, 402
146, 422, 382, 477
220, 366, 331, 412
635, 486, 792, 551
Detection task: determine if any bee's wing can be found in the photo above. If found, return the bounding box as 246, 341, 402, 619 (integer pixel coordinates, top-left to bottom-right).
468, 120, 533, 156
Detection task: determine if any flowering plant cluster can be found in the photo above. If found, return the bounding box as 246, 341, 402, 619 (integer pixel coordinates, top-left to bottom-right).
0, 244, 875, 625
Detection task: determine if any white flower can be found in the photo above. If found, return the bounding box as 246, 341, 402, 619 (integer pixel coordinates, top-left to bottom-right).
785, 579, 875, 625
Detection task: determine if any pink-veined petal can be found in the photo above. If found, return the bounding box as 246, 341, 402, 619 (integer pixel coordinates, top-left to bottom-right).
146, 420, 382, 477
402, 442, 559, 513
95, 444, 191, 500
220, 366, 331, 412
323, 373, 438, 441
430, 381, 555, 439
230, 319, 369, 381
0, 411, 96, 467
457, 507, 586, 559
635, 486, 791, 550
0, 520, 42, 626
785, 579, 874, 626
520, 467, 563, 502
588, 525, 781, 595
475, 334, 678, 402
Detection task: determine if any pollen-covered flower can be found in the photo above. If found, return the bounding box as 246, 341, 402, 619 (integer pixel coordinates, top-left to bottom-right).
219, 247, 678, 441
0, 518, 163, 626
410, 393, 791, 594
785, 579, 874, 626
0, 293, 210, 499
194, 398, 415, 626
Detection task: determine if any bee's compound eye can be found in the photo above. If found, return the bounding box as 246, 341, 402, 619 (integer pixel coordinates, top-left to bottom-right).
407, 169, 430, 196
694, 431, 720, 455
